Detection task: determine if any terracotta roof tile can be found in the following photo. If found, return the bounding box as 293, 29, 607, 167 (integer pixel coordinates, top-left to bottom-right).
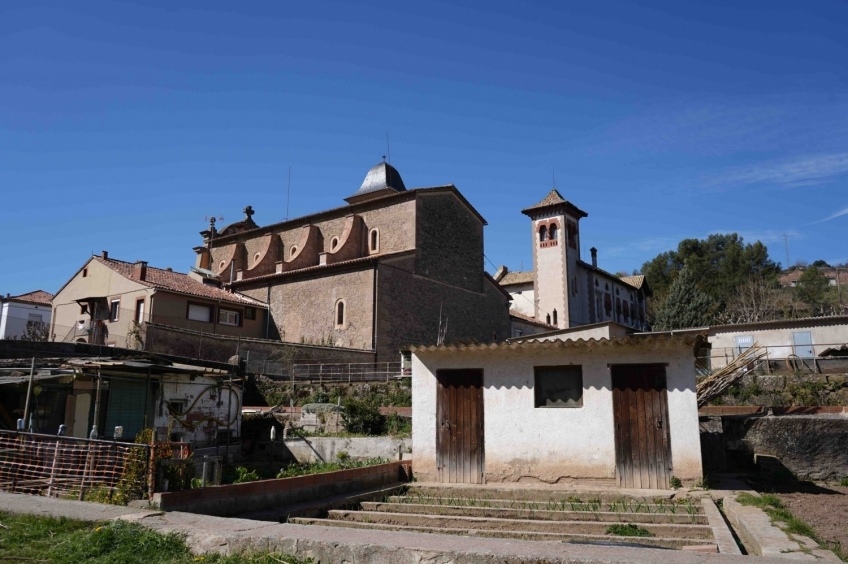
521, 189, 588, 217
94, 257, 265, 306
5, 290, 53, 306
618, 274, 646, 289
510, 311, 555, 328
499, 271, 534, 286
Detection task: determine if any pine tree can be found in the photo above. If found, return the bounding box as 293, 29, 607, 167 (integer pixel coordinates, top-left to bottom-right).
651, 265, 716, 330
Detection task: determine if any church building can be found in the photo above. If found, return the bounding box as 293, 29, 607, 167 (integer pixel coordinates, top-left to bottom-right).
495, 189, 650, 334
192, 162, 511, 360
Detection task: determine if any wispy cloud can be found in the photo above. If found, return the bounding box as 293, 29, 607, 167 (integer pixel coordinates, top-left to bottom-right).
811, 206, 848, 224
710, 229, 803, 246
708, 153, 848, 189
597, 95, 848, 157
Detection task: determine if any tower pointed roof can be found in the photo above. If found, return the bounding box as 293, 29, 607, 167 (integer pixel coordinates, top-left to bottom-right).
345, 161, 407, 204
521, 188, 588, 218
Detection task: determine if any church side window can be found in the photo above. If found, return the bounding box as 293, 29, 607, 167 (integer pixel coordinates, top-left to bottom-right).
335, 299, 346, 328
290, 245, 298, 259
330, 237, 339, 251
552, 309, 558, 326
369, 228, 380, 253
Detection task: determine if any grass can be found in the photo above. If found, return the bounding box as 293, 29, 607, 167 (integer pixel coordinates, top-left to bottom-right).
276, 457, 387, 479
606, 523, 654, 537
0, 511, 313, 563
840, 477, 848, 487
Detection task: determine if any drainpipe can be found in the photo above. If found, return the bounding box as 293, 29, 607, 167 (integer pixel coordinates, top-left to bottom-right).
91, 368, 102, 438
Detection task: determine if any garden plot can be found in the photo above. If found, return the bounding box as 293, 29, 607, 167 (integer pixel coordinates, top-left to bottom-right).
289, 485, 721, 552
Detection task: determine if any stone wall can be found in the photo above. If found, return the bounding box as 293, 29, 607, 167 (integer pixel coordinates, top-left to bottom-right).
415, 192, 484, 293
704, 414, 848, 480
376, 256, 511, 359
239, 267, 377, 351
144, 323, 375, 366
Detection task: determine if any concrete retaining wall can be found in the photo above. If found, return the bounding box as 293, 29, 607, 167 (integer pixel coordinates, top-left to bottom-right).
701, 413, 848, 480
153, 460, 411, 517
282, 436, 410, 463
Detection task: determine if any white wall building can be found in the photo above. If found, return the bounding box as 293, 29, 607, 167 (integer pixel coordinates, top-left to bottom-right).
0, 290, 53, 340
412, 331, 703, 489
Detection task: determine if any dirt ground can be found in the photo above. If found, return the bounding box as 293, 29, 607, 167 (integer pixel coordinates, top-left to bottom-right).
760, 481, 848, 558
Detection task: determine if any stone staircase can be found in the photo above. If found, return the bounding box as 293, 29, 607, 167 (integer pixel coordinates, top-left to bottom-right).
290, 484, 721, 552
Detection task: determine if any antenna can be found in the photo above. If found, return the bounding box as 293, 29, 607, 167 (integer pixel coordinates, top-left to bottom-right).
552, 168, 556, 188
285, 165, 292, 221
386, 132, 391, 163
783, 234, 790, 267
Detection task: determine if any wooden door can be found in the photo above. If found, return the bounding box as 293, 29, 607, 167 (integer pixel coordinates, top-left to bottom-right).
436, 369, 484, 484
611, 364, 672, 489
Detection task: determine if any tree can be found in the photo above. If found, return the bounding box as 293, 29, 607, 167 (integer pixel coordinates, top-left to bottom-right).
796, 266, 832, 314
720, 275, 801, 324
641, 233, 780, 314
651, 265, 717, 330
811, 259, 831, 268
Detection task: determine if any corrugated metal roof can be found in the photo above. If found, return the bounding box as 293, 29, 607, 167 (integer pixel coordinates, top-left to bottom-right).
411, 333, 696, 354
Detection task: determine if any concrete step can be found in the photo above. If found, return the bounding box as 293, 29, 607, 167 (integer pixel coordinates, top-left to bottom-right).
289, 516, 718, 551
360, 501, 708, 525
326, 509, 715, 540
407, 484, 679, 504
234, 484, 405, 522
387, 495, 705, 517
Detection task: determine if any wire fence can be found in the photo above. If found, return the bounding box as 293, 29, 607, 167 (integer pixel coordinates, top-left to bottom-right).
697, 341, 848, 374
0, 429, 151, 502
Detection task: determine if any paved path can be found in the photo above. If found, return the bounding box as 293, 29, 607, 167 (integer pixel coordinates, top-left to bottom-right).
0, 491, 792, 563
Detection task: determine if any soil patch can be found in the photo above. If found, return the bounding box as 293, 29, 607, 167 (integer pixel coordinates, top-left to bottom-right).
758, 481, 848, 559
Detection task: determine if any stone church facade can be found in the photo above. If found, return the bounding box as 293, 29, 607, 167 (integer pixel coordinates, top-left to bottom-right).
193, 162, 511, 360
495, 189, 650, 332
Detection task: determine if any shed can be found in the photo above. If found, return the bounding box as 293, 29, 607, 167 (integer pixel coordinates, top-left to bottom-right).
411, 333, 703, 489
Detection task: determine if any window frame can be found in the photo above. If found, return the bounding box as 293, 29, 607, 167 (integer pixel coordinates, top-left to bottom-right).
335, 299, 346, 329
533, 365, 584, 408
186, 302, 213, 323
218, 307, 241, 326
109, 299, 120, 322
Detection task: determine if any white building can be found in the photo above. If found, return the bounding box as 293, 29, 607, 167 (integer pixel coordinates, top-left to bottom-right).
411, 329, 703, 489
0, 290, 53, 340
495, 189, 650, 332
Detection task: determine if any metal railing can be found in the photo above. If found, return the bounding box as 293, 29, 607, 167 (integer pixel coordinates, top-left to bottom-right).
697, 341, 848, 374
286, 361, 405, 383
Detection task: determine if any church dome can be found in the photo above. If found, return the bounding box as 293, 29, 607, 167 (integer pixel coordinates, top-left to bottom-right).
345, 161, 406, 203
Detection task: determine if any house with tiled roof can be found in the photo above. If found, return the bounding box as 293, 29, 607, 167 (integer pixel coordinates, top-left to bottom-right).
0, 290, 54, 340
192, 161, 511, 360
494, 189, 651, 333
51, 251, 267, 347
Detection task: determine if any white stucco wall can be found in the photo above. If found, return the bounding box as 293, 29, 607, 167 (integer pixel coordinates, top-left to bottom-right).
507, 284, 535, 318
708, 321, 848, 368
0, 302, 52, 339
412, 343, 702, 485
530, 323, 631, 343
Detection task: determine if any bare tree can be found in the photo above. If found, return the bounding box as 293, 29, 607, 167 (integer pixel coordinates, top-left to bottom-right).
720, 276, 801, 324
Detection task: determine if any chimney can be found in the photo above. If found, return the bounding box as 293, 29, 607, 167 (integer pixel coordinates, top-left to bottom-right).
101, 250, 108, 260
133, 261, 148, 281
590, 247, 598, 268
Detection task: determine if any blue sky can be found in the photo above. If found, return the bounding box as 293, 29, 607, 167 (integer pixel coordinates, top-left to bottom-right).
2, 1, 847, 297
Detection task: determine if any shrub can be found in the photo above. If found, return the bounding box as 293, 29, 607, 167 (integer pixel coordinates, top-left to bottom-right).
341, 398, 385, 435
669, 476, 682, 489
233, 466, 260, 484
606, 523, 654, 537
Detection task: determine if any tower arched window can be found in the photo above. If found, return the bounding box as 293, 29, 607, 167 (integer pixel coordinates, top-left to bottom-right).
546, 313, 551, 325
538, 225, 547, 242
335, 300, 346, 328
552, 309, 558, 326
549, 224, 558, 240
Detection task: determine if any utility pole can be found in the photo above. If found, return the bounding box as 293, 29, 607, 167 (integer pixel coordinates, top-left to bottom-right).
783, 234, 790, 268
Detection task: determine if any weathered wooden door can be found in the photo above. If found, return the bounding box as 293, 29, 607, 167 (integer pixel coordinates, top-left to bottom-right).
611, 364, 672, 489
436, 369, 484, 484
